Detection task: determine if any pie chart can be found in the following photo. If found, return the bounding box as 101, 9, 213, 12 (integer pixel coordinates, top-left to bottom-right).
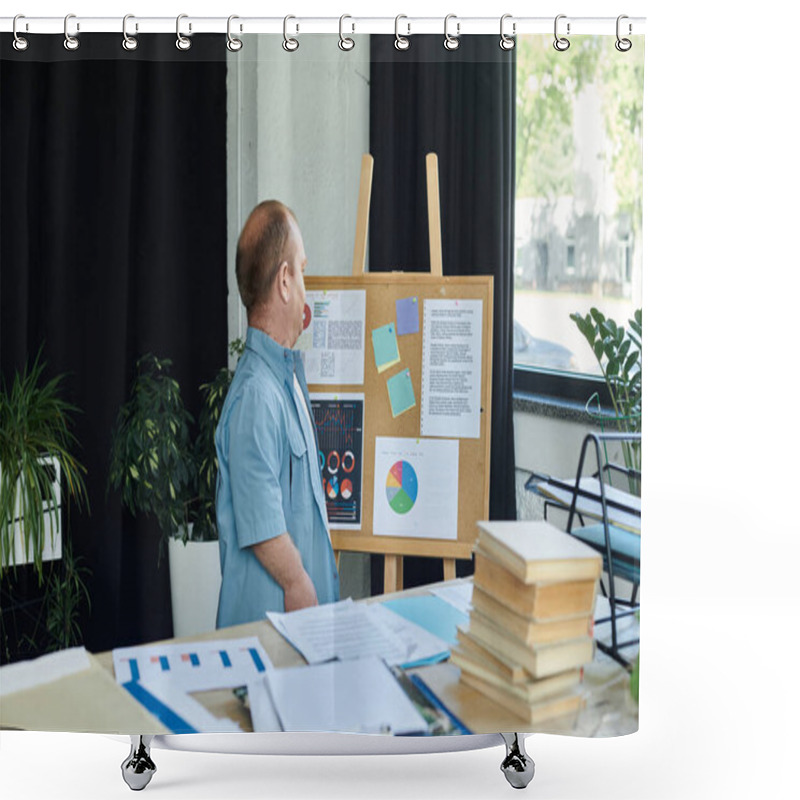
385, 460, 418, 515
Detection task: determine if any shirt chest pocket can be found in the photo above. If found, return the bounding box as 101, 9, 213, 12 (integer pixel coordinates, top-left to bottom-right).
288, 428, 309, 513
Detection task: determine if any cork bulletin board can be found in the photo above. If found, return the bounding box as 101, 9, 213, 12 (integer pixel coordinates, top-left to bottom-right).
304, 273, 493, 566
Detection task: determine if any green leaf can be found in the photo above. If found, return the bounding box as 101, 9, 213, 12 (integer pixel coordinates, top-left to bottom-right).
589, 307, 606, 325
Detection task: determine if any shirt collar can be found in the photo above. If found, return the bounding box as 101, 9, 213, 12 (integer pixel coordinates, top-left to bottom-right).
245, 326, 301, 387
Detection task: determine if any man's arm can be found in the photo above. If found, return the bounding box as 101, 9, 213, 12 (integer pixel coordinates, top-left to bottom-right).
251, 533, 317, 612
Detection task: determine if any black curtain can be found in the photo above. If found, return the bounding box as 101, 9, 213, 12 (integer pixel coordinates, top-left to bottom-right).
368, 36, 517, 589
1, 35, 228, 655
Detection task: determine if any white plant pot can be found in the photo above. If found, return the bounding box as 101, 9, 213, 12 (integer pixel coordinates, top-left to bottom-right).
167, 534, 222, 638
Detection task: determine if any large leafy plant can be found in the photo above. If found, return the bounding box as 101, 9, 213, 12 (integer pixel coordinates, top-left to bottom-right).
0, 353, 89, 583
192, 339, 245, 541
108, 355, 194, 554
570, 308, 642, 486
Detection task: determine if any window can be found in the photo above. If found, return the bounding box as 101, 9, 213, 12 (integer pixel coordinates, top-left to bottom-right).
513, 36, 644, 401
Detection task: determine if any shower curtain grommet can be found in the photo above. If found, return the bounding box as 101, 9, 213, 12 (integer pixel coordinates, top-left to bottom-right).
283, 15, 299, 52
499, 14, 516, 51
175, 14, 192, 51
12, 15, 29, 51
443, 14, 460, 51
63, 14, 80, 51
394, 15, 411, 50
553, 14, 571, 51
121, 15, 138, 51
339, 15, 356, 51
226, 15, 243, 52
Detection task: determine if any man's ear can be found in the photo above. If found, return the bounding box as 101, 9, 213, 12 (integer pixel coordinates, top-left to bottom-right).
278, 261, 290, 303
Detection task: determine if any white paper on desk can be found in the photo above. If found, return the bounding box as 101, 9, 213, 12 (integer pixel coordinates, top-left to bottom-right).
246, 679, 283, 732
430, 581, 474, 615
134, 674, 243, 733
265, 656, 428, 735
112, 636, 272, 690
420, 298, 483, 439
366, 604, 451, 667
267, 599, 407, 665
0, 646, 91, 696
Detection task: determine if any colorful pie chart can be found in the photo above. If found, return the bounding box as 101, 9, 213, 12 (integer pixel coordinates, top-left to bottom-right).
385, 460, 418, 515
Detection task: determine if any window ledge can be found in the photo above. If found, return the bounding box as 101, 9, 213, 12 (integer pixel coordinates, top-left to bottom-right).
513, 390, 609, 424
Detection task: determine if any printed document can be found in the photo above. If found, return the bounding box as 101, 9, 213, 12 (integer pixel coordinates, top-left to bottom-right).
421, 298, 483, 438
264, 656, 428, 735
301, 290, 366, 384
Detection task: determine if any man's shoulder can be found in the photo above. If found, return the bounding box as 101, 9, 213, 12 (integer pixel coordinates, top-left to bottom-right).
230, 351, 284, 397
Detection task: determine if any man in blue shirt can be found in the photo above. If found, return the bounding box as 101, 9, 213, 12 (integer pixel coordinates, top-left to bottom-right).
215, 200, 339, 628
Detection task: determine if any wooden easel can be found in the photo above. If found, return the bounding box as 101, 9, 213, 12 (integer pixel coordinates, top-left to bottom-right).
348, 152, 456, 592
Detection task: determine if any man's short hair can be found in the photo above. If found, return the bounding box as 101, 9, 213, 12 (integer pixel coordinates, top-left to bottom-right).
235, 200, 298, 311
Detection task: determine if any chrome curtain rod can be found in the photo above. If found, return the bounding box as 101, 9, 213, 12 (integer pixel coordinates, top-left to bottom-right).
1, 15, 646, 37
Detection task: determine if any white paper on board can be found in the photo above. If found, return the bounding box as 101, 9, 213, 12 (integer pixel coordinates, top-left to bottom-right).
420, 298, 483, 439
300, 290, 366, 384
372, 437, 459, 540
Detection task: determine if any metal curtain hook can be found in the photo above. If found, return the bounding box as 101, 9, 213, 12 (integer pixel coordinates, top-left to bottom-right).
283, 15, 299, 52
12, 14, 29, 51
122, 14, 138, 51
339, 14, 355, 51
394, 14, 410, 50
615, 14, 632, 51
227, 15, 243, 52
176, 14, 192, 50
553, 14, 570, 51
64, 13, 80, 51
499, 14, 515, 50
444, 14, 460, 51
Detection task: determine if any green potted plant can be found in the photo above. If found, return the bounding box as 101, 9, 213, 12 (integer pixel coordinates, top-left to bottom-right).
108, 354, 194, 552
1, 353, 92, 662
570, 308, 641, 493
109, 343, 244, 637
109, 354, 210, 636
0, 353, 89, 582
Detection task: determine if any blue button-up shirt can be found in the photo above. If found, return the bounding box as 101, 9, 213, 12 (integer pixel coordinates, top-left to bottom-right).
215, 326, 339, 627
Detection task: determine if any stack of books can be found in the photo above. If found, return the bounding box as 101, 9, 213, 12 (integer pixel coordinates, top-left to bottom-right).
451, 521, 602, 725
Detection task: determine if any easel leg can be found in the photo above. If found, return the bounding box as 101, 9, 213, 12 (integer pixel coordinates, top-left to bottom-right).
499, 733, 535, 789
443, 558, 456, 582
121, 735, 157, 791
383, 555, 403, 593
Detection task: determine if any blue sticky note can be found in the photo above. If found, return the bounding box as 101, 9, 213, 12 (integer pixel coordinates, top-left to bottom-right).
395, 297, 419, 336
386, 368, 416, 418
381, 596, 469, 646
372, 323, 401, 373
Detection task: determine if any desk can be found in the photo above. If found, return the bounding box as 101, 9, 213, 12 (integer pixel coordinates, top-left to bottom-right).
2, 579, 637, 737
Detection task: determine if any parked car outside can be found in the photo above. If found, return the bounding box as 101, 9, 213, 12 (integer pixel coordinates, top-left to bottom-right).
513, 320, 577, 371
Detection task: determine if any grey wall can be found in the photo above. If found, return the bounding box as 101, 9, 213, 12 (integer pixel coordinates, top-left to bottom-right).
227, 35, 371, 352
